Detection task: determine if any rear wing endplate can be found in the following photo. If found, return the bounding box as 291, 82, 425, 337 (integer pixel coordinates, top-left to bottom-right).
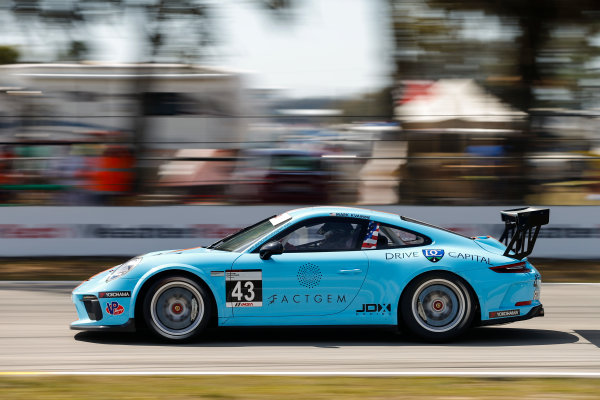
498, 207, 550, 260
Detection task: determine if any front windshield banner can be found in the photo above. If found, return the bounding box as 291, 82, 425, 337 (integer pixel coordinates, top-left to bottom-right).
209, 214, 292, 252
269, 213, 292, 226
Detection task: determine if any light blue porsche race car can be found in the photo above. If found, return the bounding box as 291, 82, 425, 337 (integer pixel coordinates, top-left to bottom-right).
71, 206, 549, 342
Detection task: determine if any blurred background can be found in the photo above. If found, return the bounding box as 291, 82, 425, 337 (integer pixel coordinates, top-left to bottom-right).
1, 4, 599, 392
0, 0, 599, 208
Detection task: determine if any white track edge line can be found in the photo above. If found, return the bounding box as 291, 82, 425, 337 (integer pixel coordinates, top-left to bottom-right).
1, 371, 599, 378
543, 283, 600, 285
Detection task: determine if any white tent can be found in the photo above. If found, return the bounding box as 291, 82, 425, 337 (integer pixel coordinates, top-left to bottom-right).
395, 79, 526, 124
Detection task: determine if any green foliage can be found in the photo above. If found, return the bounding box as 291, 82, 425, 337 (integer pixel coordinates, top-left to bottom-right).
66, 41, 88, 61
388, 0, 600, 110
338, 88, 395, 120
0, 46, 19, 65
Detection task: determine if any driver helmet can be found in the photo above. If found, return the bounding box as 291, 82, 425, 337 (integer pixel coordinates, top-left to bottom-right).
318, 222, 354, 239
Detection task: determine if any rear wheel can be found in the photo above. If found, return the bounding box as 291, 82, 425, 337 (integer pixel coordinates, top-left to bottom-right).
143, 276, 212, 341
400, 272, 474, 342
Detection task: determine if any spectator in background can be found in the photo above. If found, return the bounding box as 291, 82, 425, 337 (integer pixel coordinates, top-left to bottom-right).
90, 145, 134, 205
0, 145, 15, 203
465, 144, 506, 203
586, 148, 600, 201
55, 144, 92, 205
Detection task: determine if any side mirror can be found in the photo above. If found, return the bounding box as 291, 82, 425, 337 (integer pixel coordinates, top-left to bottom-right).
259, 241, 284, 260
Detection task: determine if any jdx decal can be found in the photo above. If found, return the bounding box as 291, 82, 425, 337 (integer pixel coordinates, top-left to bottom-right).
356, 303, 392, 314
226, 270, 263, 307
423, 249, 445, 263
105, 301, 124, 316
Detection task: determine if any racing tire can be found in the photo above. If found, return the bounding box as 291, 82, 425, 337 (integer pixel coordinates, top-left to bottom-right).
143, 276, 212, 341
400, 272, 474, 342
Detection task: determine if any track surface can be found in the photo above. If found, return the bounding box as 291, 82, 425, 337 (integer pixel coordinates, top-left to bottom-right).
1, 282, 599, 374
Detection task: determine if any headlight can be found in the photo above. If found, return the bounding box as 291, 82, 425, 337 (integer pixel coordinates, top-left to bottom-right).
105, 257, 142, 282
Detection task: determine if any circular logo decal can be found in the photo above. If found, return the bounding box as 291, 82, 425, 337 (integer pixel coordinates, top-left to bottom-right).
297, 263, 322, 288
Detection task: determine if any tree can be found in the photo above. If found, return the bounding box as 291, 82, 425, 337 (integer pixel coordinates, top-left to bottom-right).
0, 45, 19, 64
389, 0, 600, 111
65, 40, 88, 61
5, 0, 298, 199
388, 0, 600, 203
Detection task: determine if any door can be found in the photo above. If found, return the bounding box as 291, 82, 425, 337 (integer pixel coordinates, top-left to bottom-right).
228, 217, 369, 318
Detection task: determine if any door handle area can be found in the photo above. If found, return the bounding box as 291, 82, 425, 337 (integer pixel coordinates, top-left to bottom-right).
338, 268, 362, 275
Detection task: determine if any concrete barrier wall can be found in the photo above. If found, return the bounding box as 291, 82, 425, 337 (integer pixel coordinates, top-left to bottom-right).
0, 206, 598, 258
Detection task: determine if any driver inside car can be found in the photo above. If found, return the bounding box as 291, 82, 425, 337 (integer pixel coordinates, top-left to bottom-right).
279, 221, 358, 251
316, 222, 356, 250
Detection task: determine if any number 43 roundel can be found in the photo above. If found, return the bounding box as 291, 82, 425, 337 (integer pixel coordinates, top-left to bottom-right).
226, 270, 263, 307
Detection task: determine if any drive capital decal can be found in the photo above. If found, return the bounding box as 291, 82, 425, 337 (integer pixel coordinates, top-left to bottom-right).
423, 249, 444, 263
105, 301, 124, 315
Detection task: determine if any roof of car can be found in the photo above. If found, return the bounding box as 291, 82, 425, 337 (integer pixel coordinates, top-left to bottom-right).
282, 206, 471, 243
286, 206, 401, 224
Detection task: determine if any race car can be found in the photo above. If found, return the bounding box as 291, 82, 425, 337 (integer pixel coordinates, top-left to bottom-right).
71, 206, 549, 342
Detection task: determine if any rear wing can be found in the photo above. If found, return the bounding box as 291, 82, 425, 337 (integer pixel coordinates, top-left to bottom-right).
498, 207, 550, 260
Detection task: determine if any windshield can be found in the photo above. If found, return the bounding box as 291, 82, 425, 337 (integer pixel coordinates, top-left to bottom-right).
208, 213, 292, 252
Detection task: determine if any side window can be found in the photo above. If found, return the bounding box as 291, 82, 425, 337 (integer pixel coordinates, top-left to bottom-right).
362, 222, 431, 250
275, 218, 366, 252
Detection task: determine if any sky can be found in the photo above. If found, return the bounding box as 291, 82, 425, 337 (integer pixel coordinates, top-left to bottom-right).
1, 0, 395, 98
217, 0, 394, 97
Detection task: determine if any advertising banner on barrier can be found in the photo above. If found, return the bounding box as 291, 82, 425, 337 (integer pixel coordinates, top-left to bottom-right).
0, 206, 597, 258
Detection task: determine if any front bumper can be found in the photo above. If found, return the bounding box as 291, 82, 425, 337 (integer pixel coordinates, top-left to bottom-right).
478, 304, 544, 326
71, 269, 136, 331
71, 318, 136, 332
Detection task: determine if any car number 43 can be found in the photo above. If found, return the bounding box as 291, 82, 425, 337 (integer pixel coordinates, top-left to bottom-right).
231, 281, 255, 300
226, 270, 263, 307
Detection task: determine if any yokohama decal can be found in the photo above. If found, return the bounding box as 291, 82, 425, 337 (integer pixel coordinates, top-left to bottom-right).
99, 291, 131, 298
489, 309, 520, 318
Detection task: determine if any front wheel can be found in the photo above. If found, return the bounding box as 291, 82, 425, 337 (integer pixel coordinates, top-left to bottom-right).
143, 276, 212, 341
400, 272, 474, 342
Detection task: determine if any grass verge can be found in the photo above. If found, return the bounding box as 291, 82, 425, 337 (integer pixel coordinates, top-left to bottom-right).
0, 376, 599, 399
0, 257, 599, 282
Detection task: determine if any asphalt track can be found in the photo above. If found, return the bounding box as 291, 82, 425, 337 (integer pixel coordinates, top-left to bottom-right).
1, 282, 599, 375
